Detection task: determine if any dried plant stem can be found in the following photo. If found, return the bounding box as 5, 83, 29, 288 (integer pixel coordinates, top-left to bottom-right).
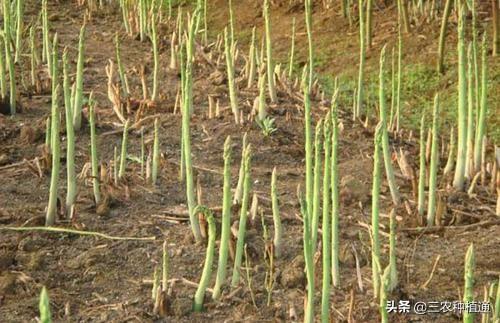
0, 226, 156, 241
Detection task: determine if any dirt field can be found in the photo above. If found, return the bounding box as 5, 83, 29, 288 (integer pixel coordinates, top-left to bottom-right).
0, 0, 499, 322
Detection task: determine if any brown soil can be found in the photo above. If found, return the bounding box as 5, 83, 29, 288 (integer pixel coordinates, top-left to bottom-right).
0, 1, 498, 323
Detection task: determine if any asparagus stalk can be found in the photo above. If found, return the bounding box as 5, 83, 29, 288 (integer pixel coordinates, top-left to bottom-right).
115, 34, 130, 98
304, 0, 313, 89
473, 34, 487, 174
63, 49, 76, 215
259, 37, 265, 69
311, 119, 324, 248
73, 24, 86, 130
263, 0, 277, 102
89, 97, 101, 205
46, 34, 60, 226
493, 0, 499, 56
356, 0, 366, 118
179, 43, 186, 182
341, 0, 348, 17
271, 167, 282, 258
39, 286, 52, 323
118, 119, 129, 179
45, 117, 51, 149
203, 0, 208, 44
379, 266, 390, 323
304, 80, 313, 223
427, 94, 440, 226
471, 0, 480, 123
152, 118, 160, 185
169, 32, 177, 70
303, 199, 315, 323
0, 34, 6, 99
193, 206, 216, 312
389, 47, 396, 131
50, 33, 58, 95
3, 13, 16, 114
139, 0, 146, 41
366, 0, 373, 48
378, 46, 400, 205
151, 13, 159, 101
288, 17, 296, 79
331, 92, 340, 288
465, 43, 474, 178
257, 71, 267, 122
181, 14, 202, 242
371, 123, 383, 299
346, 0, 353, 26
152, 267, 159, 301
494, 276, 500, 320
463, 243, 475, 323
177, 7, 183, 43
162, 241, 169, 292
417, 115, 426, 217
113, 146, 118, 185
119, 0, 131, 34
395, 26, 402, 132
2, 0, 13, 46
42, 0, 50, 66
213, 136, 232, 300
453, 3, 467, 191
321, 114, 332, 323
228, 0, 235, 42
166, 0, 172, 19
247, 27, 257, 89
14, 0, 24, 64
436, 0, 453, 73
141, 127, 145, 178
444, 128, 455, 176
233, 133, 247, 205
46, 85, 61, 226
224, 27, 239, 124
231, 145, 252, 288
30, 26, 37, 89
388, 209, 398, 291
